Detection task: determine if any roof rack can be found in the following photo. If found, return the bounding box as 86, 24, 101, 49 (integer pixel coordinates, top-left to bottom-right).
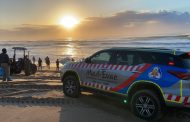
111, 47, 172, 50
12, 47, 27, 50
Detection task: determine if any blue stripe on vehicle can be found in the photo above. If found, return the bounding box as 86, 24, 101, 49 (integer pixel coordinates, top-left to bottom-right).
116, 64, 188, 94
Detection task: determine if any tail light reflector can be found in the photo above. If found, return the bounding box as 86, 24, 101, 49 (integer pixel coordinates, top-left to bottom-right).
168, 61, 175, 66
188, 52, 190, 56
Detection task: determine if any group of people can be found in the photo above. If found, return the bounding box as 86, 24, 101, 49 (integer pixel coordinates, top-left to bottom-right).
32, 56, 60, 71
0, 48, 61, 83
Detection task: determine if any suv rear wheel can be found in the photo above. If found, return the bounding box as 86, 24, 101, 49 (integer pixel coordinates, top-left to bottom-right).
130, 90, 163, 121
63, 75, 80, 98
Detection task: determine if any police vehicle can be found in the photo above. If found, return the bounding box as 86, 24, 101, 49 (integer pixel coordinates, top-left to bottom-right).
60, 47, 190, 121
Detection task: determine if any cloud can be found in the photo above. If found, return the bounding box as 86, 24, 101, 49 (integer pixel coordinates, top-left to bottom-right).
0, 25, 68, 40
73, 10, 190, 38
1, 10, 190, 40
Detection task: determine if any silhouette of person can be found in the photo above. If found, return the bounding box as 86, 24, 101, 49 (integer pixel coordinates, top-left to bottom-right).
32, 56, 35, 64
45, 56, 50, 69
0, 48, 12, 82
38, 57, 42, 70
56, 59, 59, 71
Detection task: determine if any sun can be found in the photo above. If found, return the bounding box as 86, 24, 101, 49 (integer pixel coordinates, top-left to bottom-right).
59, 15, 79, 29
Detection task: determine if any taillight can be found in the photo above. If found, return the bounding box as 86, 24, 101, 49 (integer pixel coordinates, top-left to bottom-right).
168, 61, 175, 66
168, 70, 190, 80
188, 52, 190, 56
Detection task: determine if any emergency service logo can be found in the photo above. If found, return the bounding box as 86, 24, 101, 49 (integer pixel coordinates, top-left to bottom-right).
148, 67, 162, 80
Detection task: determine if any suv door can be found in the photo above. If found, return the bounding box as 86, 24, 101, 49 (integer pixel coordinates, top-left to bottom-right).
81, 50, 116, 91
110, 51, 146, 93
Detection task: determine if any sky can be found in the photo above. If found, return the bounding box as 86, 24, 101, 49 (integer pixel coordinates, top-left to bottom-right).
1, 0, 190, 40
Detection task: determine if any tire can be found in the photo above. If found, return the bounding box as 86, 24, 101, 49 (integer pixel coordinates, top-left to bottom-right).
63, 75, 80, 98
14, 61, 22, 74
30, 64, 37, 74
130, 89, 163, 121
14, 66, 22, 74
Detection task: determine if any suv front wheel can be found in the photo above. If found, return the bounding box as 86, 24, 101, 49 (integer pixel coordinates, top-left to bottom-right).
63, 75, 80, 98
130, 90, 163, 121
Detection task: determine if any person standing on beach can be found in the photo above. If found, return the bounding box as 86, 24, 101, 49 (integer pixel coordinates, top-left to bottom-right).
45, 56, 50, 69
0, 48, 12, 82
47, 57, 50, 69
24, 55, 31, 76
38, 57, 42, 70
32, 56, 35, 64
56, 59, 59, 71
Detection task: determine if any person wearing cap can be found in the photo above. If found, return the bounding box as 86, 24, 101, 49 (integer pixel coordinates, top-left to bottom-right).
0, 48, 12, 82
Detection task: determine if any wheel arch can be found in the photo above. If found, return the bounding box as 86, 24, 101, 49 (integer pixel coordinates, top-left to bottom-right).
127, 80, 165, 105
61, 70, 80, 82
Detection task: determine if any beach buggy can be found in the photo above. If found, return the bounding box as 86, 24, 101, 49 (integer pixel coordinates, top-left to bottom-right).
60, 47, 190, 121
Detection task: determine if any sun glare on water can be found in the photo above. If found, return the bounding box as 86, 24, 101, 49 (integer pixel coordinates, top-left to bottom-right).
59, 15, 79, 29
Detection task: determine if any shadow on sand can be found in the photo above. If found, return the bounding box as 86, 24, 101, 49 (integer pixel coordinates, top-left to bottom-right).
59, 93, 190, 122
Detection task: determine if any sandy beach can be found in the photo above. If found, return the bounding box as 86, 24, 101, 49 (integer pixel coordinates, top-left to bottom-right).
0, 68, 189, 122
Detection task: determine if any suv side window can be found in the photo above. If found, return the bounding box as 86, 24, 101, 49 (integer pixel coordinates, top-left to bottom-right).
135, 52, 172, 65
138, 52, 156, 64
115, 51, 142, 65
90, 51, 112, 64
138, 52, 182, 67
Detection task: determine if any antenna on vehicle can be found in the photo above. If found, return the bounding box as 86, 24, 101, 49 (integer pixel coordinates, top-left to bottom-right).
173, 49, 176, 55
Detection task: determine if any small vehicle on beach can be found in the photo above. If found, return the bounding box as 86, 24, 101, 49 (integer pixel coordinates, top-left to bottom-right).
60, 47, 190, 121
10, 47, 37, 75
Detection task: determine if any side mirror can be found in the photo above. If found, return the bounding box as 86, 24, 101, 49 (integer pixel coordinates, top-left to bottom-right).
85, 57, 91, 63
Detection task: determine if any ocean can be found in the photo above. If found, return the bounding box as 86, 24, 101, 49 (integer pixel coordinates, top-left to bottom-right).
0, 35, 190, 64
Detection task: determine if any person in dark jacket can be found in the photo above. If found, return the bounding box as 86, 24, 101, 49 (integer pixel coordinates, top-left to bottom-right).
56, 59, 59, 71
0, 48, 12, 82
38, 57, 42, 70
45, 56, 50, 69
32, 56, 35, 64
